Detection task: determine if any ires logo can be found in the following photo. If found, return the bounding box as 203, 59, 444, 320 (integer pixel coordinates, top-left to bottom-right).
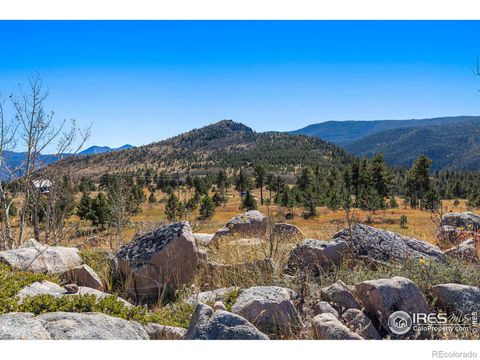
388, 311, 449, 335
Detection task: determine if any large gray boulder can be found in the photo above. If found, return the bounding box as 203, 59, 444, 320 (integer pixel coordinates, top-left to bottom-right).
341, 308, 381, 340
185, 303, 269, 340
143, 323, 186, 340
37, 312, 148, 340
61, 264, 104, 291
320, 280, 361, 311
210, 211, 267, 246
355, 276, 429, 334
117, 222, 200, 300
231, 286, 302, 336
312, 313, 363, 340
17, 280, 133, 308
0, 239, 83, 274
333, 224, 445, 263
284, 239, 350, 275
431, 284, 480, 315
0, 313, 51, 340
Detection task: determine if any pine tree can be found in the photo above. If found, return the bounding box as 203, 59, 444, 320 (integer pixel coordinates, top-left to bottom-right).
148, 192, 156, 205
199, 195, 215, 220
77, 192, 92, 220
254, 164, 266, 205
90, 192, 110, 226
241, 191, 257, 211
165, 193, 180, 221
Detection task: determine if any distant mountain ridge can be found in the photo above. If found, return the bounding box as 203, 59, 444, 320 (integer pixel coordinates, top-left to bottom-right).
0, 144, 134, 180
291, 116, 480, 170
344, 120, 480, 171
54, 120, 353, 177
291, 116, 480, 145
79, 144, 134, 155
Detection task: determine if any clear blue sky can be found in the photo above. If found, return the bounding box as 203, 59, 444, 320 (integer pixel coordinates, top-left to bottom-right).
1, 21, 480, 150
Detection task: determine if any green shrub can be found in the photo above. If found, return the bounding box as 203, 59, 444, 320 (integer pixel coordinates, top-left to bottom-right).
0, 263, 59, 315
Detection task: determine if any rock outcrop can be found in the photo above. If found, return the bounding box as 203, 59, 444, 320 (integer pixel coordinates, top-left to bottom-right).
17, 280, 133, 308
320, 280, 361, 311
355, 276, 429, 334
431, 284, 480, 315
61, 264, 104, 291
313, 301, 339, 318
333, 224, 445, 263
0, 312, 51, 340
341, 308, 381, 340
445, 239, 478, 261
437, 212, 480, 245
0, 239, 83, 274
143, 323, 186, 340
210, 211, 267, 246
284, 239, 350, 275
187, 286, 239, 305
185, 303, 269, 340
37, 312, 148, 340
117, 222, 200, 300
312, 313, 363, 340
231, 286, 302, 336
272, 223, 305, 241
0, 312, 148, 340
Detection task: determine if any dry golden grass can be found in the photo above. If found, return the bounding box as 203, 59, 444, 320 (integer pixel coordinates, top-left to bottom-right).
130, 189, 476, 246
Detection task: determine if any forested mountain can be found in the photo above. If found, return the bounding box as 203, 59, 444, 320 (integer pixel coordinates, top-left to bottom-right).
345, 120, 480, 171
290, 116, 479, 145
54, 120, 353, 177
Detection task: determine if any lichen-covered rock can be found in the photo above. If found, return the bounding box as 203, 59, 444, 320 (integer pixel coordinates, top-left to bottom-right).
185, 303, 269, 340
341, 308, 381, 340
320, 280, 361, 311
0, 240, 83, 274
333, 224, 445, 263
284, 239, 350, 275
61, 264, 104, 291
37, 312, 148, 340
117, 221, 199, 300
312, 313, 363, 340
0, 313, 51, 340
355, 276, 429, 334
431, 284, 480, 315
210, 211, 267, 246
313, 301, 339, 318
231, 286, 302, 336
143, 323, 186, 340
